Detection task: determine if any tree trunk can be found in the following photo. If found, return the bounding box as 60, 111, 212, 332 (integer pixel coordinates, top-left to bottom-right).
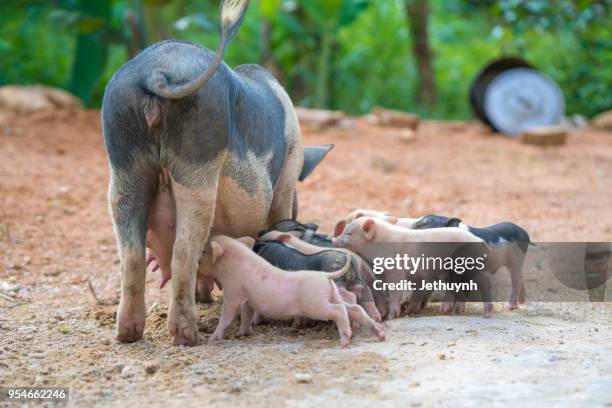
405, 0, 436, 109
260, 18, 283, 81
314, 20, 333, 109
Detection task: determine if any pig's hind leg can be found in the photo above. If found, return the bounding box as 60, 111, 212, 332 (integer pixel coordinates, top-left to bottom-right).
507, 251, 526, 310
239, 302, 255, 336
343, 304, 385, 341
107, 153, 159, 343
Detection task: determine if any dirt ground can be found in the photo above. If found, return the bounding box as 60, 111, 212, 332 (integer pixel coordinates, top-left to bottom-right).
1, 110, 611, 407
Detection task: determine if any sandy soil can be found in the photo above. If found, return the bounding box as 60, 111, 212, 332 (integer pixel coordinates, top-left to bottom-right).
1, 110, 611, 407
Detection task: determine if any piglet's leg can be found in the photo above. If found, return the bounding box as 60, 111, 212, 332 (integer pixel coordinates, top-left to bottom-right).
251, 312, 263, 326
329, 304, 352, 347
209, 300, 241, 343
239, 303, 255, 337
474, 273, 495, 318
361, 302, 382, 322
195, 276, 214, 303
344, 304, 385, 341
439, 291, 454, 314
508, 255, 526, 310
406, 289, 428, 316
452, 301, 466, 315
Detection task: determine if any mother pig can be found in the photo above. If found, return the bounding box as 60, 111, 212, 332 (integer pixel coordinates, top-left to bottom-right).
102, 0, 328, 346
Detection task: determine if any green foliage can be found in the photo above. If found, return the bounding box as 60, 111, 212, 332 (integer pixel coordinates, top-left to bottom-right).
0, 2, 75, 89
0, 0, 610, 118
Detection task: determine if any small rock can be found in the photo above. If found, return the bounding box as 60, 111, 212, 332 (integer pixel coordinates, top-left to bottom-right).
120, 365, 135, 379
411, 402, 422, 407
31, 352, 48, 359
144, 362, 160, 376
294, 373, 312, 383
591, 110, 612, 130
101, 339, 111, 346
229, 382, 242, 393
439, 354, 447, 360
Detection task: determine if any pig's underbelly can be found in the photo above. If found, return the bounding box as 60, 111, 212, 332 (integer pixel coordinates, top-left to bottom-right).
211, 173, 274, 237
146, 165, 275, 285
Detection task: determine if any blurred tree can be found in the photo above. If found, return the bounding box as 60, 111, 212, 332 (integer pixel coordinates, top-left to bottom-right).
405, 0, 436, 109
1, 0, 609, 117
299, 0, 370, 108
68, 0, 111, 105
259, 0, 283, 80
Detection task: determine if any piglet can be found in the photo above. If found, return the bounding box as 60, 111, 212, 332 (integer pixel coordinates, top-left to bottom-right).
333, 217, 492, 319
259, 219, 334, 247
199, 236, 385, 347
412, 215, 530, 310
333, 209, 419, 237
260, 231, 384, 322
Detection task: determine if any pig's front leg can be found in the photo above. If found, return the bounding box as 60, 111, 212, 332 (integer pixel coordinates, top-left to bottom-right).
195, 276, 215, 303
209, 298, 242, 343
383, 269, 405, 319
406, 288, 430, 316
439, 291, 454, 314
168, 179, 217, 346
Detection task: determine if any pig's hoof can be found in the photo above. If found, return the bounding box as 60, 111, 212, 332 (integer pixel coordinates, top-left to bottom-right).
115, 322, 144, 343
238, 327, 252, 337
371, 324, 386, 341
172, 326, 199, 346
507, 301, 519, 311
208, 332, 223, 344
168, 314, 199, 346
340, 335, 351, 348
116, 305, 145, 343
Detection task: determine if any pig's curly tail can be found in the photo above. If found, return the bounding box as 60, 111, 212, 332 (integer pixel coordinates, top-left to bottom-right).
146, 0, 249, 99
326, 257, 351, 280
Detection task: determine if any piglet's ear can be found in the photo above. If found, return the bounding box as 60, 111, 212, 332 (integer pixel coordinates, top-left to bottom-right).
387, 216, 399, 224
277, 234, 292, 243
333, 220, 346, 237
238, 236, 255, 249
209, 241, 224, 264
362, 219, 376, 240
